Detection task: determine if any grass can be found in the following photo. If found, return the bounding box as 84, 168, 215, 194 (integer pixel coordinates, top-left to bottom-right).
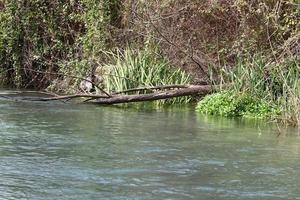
197, 55, 300, 125
101, 48, 192, 106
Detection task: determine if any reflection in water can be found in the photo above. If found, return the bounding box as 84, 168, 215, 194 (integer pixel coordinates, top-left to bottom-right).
0, 99, 300, 200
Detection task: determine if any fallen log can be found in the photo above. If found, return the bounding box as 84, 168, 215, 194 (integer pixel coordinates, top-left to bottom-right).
93, 85, 212, 105
6, 84, 214, 104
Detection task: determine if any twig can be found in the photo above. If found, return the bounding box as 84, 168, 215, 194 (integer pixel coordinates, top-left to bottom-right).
15, 90, 60, 97
132, 7, 216, 77
22, 94, 110, 101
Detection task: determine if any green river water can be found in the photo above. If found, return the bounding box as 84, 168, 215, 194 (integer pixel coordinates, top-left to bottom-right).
0, 92, 300, 200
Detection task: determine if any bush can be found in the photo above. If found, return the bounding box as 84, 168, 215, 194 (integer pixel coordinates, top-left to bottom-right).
196, 91, 280, 118
215, 55, 300, 125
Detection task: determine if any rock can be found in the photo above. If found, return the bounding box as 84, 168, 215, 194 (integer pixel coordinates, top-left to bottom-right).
80, 76, 93, 93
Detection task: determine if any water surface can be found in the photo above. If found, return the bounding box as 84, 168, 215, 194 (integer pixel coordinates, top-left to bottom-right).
0, 97, 300, 199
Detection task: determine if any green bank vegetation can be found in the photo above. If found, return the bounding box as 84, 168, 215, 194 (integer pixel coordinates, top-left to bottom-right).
198, 56, 300, 125
102, 48, 191, 105
0, 0, 119, 88
196, 91, 280, 119
0, 0, 299, 124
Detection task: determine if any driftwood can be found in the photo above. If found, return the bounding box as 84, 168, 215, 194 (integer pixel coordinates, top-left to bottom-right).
1, 84, 214, 105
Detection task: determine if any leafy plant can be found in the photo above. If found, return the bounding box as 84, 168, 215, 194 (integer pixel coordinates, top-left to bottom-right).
196, 91, 280, 118
211, 55, 300, 124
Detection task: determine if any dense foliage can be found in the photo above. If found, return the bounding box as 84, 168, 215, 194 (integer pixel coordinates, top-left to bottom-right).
127, 0, 300, 81
196, 91, 280, 118
0, 0, 299, 87
0, 0, 299, 123
0, 0, 120, 88
0, 1, 81, 87
197, 55, 300, 123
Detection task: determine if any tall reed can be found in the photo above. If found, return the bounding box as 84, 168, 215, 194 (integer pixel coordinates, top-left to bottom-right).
219, 55, 300, 125
101, 48, 192, 105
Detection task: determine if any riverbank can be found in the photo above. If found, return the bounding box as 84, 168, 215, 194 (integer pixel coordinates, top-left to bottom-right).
0, 1, 299, 125
196, 56, 300, 126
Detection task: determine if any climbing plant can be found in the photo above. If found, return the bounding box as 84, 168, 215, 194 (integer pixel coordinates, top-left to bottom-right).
0, 0, 122, 88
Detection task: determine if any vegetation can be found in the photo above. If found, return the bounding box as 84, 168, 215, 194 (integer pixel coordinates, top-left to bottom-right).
197, 56, 300, 124
0, 0, 299, 124
0, 1, 82, 87
102, 48, 192, 105
196, 91, 280, 118
126, 0, 300, 82
0, 0, 117, 88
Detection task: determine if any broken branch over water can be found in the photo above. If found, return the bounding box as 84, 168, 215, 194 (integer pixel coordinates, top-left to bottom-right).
1, 84, 213, 104
93, 85, 212, 105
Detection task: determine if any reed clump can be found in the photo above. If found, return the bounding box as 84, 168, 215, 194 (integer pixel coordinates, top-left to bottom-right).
197, 55, 300, 125
102, 48, 192, 106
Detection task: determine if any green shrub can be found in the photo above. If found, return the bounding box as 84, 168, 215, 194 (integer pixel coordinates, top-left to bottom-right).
196, 91, 280, 118
215, 55, 300, 124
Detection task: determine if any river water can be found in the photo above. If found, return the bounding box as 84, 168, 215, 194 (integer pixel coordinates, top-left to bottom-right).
0, 96, 300, 200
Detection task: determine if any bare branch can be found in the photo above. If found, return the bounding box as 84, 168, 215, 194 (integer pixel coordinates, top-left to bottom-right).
92, 85, 213, 105
23, 94, 110, 101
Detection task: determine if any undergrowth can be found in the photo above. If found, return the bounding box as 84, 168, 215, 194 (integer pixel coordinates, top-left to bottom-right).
198, 55, 300, 125
196, 91, 280, 118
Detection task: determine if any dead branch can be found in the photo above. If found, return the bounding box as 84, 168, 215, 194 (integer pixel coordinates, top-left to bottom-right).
92, 85, 212, 105
16, 90, 60, 97
23, 94, 110, 101
132, 8, 216, 78
7, 84, 214, 105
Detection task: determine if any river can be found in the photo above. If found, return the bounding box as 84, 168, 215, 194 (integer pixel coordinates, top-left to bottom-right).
0, 96, 300, 199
